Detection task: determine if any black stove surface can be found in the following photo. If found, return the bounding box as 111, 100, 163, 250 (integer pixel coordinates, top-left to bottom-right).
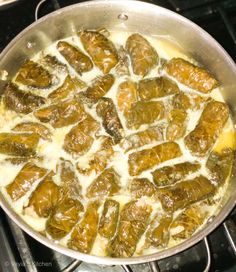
0, 1, 236, 272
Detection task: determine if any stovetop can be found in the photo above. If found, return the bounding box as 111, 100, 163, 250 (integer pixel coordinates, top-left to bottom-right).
0, 1, 236, 272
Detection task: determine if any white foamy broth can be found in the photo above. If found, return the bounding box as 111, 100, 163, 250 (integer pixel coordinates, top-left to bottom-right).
0, 30, 235, 256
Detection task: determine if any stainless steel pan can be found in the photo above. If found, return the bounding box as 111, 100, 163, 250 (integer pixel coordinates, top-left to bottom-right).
0, 0, 236, 266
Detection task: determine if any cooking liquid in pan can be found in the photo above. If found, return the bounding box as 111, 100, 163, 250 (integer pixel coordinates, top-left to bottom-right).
0, 30, 235, 257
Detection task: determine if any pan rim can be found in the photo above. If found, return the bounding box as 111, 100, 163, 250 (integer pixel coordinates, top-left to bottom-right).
0, 0, 236, 265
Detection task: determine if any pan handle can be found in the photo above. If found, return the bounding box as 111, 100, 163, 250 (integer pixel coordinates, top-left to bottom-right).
223, 219, 236, 255
35, 0, 60, 21
121, 261, 161, 272
121, 265, 133, 272
61, 260, 82, 272
148, 261, 161, 272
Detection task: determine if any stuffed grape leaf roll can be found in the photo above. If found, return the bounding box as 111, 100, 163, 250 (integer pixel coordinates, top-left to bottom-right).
117, 80, 138, 113
170, 204, 208, 240
128, 142, 182, 176
78, 74, 114, 105
34, 98, 87, 128
172, 92, 191, 111
46, 197, 84, 239
107, 200, 152, 257
185, 101, 229, 156
126, 33, 158, 77
3, 83, 45, 114
157, 176, 216, 212
165, 58, 218, 93
13, 122, 52, 141
96, 97, 123, 143
166, 109, 187, 141
6, 162, 47, 201
63, 115, 99, 156
57, 41, 93, 74
206, 148, 234, 186
152, 162, 200, 187
15, 60, 53, 88
58, 158, 82, 199
86, 167, 120, 198
40, 54, 67, 72
26, 171, 60, 218
166, 93, 191, 141
129, 178, 158, 199
0, 133, 40, 156
145, 213, 172, 248
138, 77, 179, 101
98, 199, 120, 239
68, 200, 100, 253
125, 101, 165, 130
120, 125, 164, 152
48, 75, 86, 102
80, 30, 118, 74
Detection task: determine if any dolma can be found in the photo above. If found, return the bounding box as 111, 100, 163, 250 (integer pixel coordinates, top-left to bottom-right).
80, 30, 118, 74
34, 98, 87, 128
46, 197, 84, 239
63, 115, 99, 156
206, 148, 234, 186
15, 60, 53, 88
152, 162, 201, 187
3, 83, 45, 114
166, 92, 191, 141
13, 122, 52, 141
117, 80, 138, 113
96, 97, 123, 143
78, 74, 114, 105
77, 136, 114, 175
40, 54, 67, 72
107, 200, 152, 257
166, 93, 190, 141
172, 92, 191, 111
86, 167, 120, 198
166, 109, 187, 141
128, 142, 182, 176
68, 200, 100, 253
0, 133, 40, 156
48, 75, 86, 102
6, 162, 47, 201
157, 175, 216, 212
125, 33, 158, 77
125, 101, 165, 129
145, 213, 172, 248
165, 58, 218, 93
170, 204, 207, 240
129, 178, 158, 199
185, 101, 229, 156
58, 158, 82, 199
138, 77, 179, 101
98, 199, 120, 239
120, 125, 164, 152
26, 171, 60, 217
57, 41, 93, 74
